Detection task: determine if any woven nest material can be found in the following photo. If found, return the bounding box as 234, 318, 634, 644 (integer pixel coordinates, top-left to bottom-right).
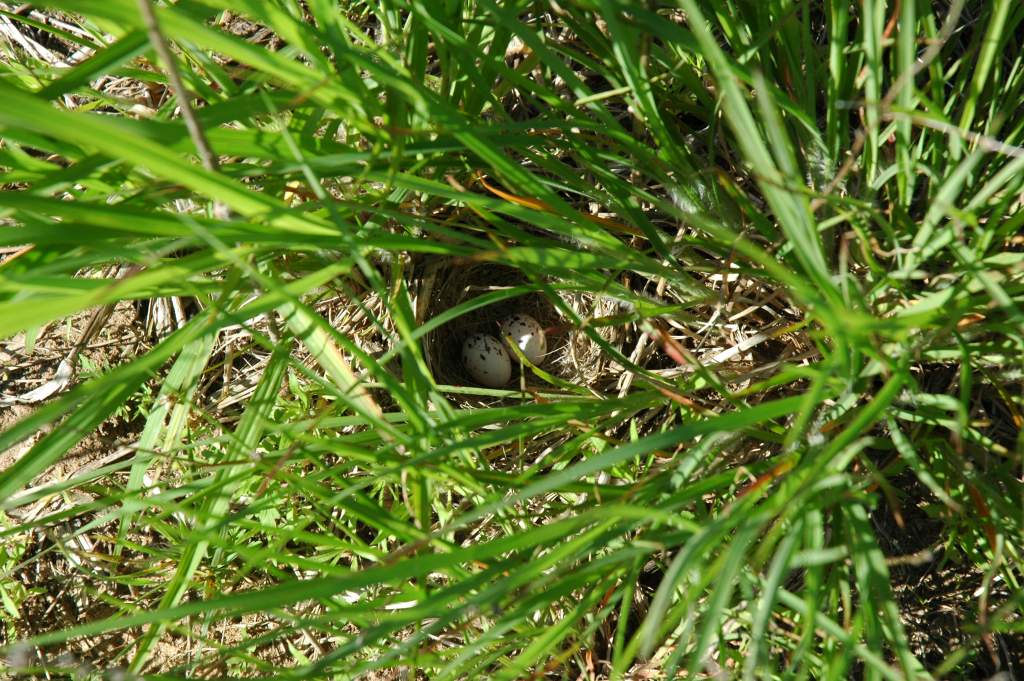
417, 260, 628, 399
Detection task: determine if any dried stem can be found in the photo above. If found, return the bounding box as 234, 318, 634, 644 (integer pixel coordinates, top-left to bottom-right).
136, 0, 228, 219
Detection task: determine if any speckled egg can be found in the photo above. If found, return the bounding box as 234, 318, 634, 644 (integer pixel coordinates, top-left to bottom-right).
500, 313, 547, 365
462, 333, 512, 387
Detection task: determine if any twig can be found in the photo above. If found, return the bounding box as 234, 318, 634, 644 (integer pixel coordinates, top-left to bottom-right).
136, 0, 217, 174
810, 0, 966, 212
879, 0, 965, 111
881, 111, 1024, 159
136, 0, 228, 219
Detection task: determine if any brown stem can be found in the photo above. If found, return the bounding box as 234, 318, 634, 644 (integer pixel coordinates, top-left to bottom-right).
136, 0, 222, 180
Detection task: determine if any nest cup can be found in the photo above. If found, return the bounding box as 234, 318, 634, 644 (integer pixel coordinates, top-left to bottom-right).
419, 261, 627, 396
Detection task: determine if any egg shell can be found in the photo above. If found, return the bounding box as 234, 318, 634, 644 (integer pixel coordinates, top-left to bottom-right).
500, 313, 547, 365
462, 333, 512, 387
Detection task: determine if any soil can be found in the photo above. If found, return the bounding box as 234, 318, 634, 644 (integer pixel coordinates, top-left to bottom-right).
873, 471, 1024, 679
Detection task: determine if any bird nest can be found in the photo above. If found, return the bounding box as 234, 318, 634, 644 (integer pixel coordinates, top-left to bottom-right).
417, 260, 628, 401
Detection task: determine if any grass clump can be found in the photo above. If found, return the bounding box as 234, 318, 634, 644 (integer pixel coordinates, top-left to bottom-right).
0, 0, 1022, 678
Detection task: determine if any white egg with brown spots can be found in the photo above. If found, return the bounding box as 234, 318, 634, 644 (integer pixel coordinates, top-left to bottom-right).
462, 333, 512, 387
500, 313, 546, 364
